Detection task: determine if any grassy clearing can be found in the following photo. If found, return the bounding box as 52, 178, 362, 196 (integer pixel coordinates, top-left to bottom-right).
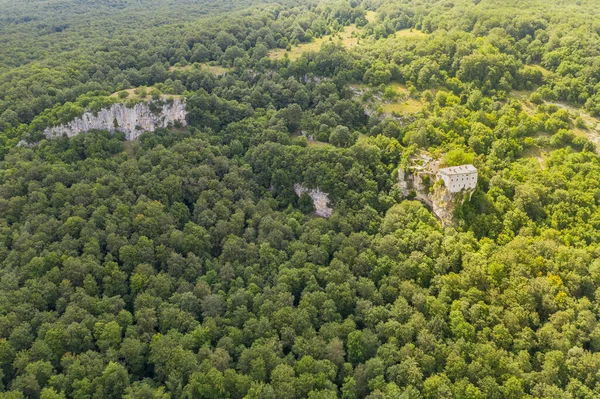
199, 63, 231, 76
307, 139, 333, 148
511, 90, 533, 100
573, 127, 589, 138
573, 109, 600, 130
169, 65, 193, 72
365, 11, 377, 23
381, 99, 423, 114
385, 83, 409, 95
350, 82, 422, 115
521, 146, 547, 169
269, 37, 328, 61
268, 17, 426, 61
525, 64, 553, 77
512, 89, 600, 151
269, 25, 360, 61
572, 110, 600, 147
378, 83, 422, 114
339, 25, 361, 49
575, 124, 600, 151
110, 87, 182, 102
390, 28, 428, 40
111, 87, 153, 101
511, 90, 537, 115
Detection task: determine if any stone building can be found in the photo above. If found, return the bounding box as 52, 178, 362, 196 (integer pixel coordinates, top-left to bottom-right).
437, 164, 477, 193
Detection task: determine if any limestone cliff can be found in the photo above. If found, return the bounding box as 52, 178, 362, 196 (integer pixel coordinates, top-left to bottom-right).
44, 99, 187, 140
398, 156, 473, 226
294, 184, 333, 218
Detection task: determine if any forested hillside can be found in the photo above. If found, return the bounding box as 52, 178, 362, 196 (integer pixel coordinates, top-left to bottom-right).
3, 0, 600, 398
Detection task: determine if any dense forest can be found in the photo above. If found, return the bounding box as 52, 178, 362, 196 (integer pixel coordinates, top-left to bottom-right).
3, 0, 600, 398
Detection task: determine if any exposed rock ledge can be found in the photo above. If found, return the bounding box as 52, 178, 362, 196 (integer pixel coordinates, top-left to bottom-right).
294, 184, 333, 218
43, 99, 187, 140
398, 169, 456, 226
398, 154, 475, 227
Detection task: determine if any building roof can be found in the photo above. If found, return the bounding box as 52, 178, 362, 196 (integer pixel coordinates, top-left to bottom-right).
438, 164, 477, 175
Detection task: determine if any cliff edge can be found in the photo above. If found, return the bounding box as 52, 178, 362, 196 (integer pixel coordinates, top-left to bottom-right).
398, 154, 476, 226
43, 99, 187, 141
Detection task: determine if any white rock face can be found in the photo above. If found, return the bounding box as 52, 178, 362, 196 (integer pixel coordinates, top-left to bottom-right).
294, 184, 333, 218
398, 154, 475, 227
397, 168, 410, 197
399, 170, 456, 227
44, 99, 187, 140
17, 140, 37, 148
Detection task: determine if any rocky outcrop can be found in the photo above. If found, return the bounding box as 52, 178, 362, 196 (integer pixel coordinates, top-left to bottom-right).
398, 154, 474, 226
44, 99, 187, 140
397, 167, 410, 197
302, 75, 326, 84
294, 184, 333, 218
398, 169, 453, 226
17, 140, 38, 148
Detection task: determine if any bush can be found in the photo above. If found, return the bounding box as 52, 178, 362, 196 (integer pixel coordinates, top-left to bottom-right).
529, 92, 544, 104
549, 129, 574, 147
